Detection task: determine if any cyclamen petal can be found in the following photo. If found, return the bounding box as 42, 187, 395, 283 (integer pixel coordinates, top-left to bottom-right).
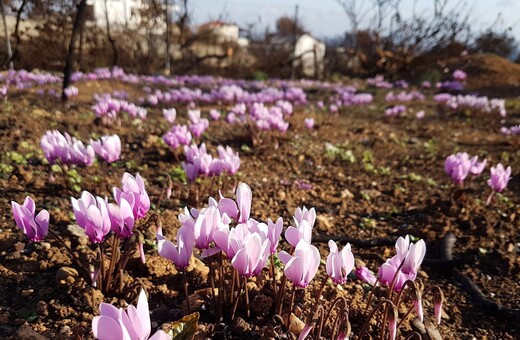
236, 183, 252, 223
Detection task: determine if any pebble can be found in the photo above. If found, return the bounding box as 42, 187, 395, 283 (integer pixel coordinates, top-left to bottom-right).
40, 242, 51, 250
56, 267, 79, 285
21, 289, 33, 297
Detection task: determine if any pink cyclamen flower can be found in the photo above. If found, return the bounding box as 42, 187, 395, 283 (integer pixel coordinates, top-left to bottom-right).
453, 69, 467, 81
326, 240, 355, 284
209, 109, 220, 120
470, 157, 487, 175
487, 163, 511, 193
92, 289, 171, 340
285, 206, 315, 247
444, 152, 473, 184
267, 217, 284, 254
91, 134, 121, 163
236, 183, 252, 223
434, 290, 444, 325
71, 191, 111, 243
377, 236, 426, 291
113, 173, 150, 220
278, 239, 320, 288
11, 196, 49, 242
231, 232, 270, 277
193, 206, 222, 250
107, 197, 135, 239
157, 225, 195, 270
285, 219, 312, 248
415, 110, 425, 119
387, 306, 398, 340
356, 266, 377, 286
293, 206, 316, 228
304, 118, 314, 129
163, 108, 176, 124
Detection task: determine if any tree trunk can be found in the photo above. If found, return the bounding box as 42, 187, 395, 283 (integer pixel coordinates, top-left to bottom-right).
0, 0, 13, 69
164, 0, 171, 74
62, 0, 88, 101
8, 0, 28, 67
104, 0, 118, 68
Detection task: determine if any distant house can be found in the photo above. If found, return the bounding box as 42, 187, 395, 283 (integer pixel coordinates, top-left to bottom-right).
188, 21, 252, 67
270, 33, 326, 78
86, 0, 139, 28
86, 0, 175, 34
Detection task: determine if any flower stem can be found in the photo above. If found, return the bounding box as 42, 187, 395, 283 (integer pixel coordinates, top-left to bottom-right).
244, 277, 250, 318
286, 285, 296, 330
104, 235, 120, 291
231, 277, 245, 320
183, 271, 191, 314
357, 299, 393, 339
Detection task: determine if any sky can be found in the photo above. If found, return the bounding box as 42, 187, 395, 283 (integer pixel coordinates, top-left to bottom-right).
189, 0, 520, 41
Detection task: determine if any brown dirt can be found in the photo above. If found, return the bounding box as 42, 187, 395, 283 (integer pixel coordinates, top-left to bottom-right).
0, 78, 519, 339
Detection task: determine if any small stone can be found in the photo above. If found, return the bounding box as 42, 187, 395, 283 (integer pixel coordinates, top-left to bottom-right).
21, 289, 33, 297
40, 242, 51, 250
186, 257, 208, 283
341, 189, 354, 199
56, 267, 79, 285
14, 242, 25, 252
251, 294, 273, 316
282, 313, 305, 335
277, 190, 286, 200
81, 287, 104, 309
316, 215, 333, 232
15, 324, 46, 340
36, 301, 49, 317
231, 317, 251, 335
360, 189, 382, 198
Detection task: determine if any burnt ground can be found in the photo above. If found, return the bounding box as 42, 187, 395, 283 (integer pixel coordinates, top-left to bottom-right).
0, 78, 519, 339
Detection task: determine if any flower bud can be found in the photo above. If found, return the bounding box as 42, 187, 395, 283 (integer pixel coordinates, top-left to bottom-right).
387, 305, 398, 340
434, 288, 444, 325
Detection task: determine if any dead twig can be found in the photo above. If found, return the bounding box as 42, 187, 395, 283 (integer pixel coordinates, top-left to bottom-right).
440, 233, 520, 320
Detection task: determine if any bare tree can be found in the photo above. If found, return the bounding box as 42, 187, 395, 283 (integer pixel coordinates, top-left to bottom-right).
334, 0, 371, 49
1, 0, 13, 69
164, 0, 171, 73
62, 0, 88, 101
7, 0, 28, 68
104, 0, 118, 68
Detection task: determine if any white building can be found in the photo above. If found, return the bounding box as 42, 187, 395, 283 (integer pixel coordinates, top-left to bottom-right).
271, 33, 326, 78
86, 0, 140, 28
294, 34, 326, 78
86, 0, 177, 33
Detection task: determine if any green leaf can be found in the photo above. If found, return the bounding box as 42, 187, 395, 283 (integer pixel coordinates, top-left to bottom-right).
15, 308, 38, 322
167, 312, 199, 340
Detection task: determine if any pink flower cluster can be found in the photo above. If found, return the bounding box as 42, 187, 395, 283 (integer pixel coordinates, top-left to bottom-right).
384, 105, 407, 117
181, 143, 240, 182
92, 95, 147, 124
71, 173, 149, 243
357, 235, 426, 292
11, 196, 50, 242
187, 109, 210, 137
385, 90, 425, 102
162, 125, 192, 149
64, 86, 79, 98
452, 69, 467, 81
444, 152, 487, 185
40, 130, 95, 166
501, 125, 520, 135
247, 103, 289, 132
367, 75, 393, 88
92, 289, 170, 340
434, 93, 506, 117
